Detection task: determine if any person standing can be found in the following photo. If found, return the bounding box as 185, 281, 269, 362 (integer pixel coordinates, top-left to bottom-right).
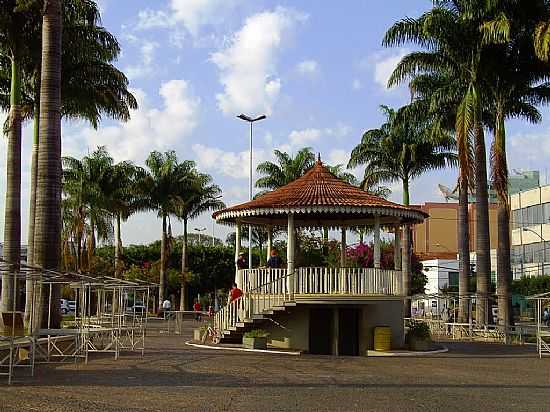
193, 300, 202, 321
267, 248, 283, 269
162, 298, 171, 319
236, 252, 247, 270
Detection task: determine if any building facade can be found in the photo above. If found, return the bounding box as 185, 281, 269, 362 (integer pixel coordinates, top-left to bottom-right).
511, 185, 550, 278
412, 202, 498, 260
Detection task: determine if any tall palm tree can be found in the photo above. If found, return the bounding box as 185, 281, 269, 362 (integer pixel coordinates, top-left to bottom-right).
479, 2, 550, 327
348, 103, 456, 307
27, 0, 137, 268
0, 1, 40, 312
383, 0, 493, 324
139, 151, 194, 306
176, 170, 224, 310
256, 147, 316, 190
32, 0, 63, 329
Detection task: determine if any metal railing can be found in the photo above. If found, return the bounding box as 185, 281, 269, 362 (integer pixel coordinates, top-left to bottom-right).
214, 267, 403, 336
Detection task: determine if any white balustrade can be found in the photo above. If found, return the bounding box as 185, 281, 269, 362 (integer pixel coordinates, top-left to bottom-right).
214, 267, 402, 335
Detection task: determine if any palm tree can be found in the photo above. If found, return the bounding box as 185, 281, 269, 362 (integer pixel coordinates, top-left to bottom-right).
383, 0, 493, 324
348, 105, 456, 206
32, 0, 63, 329
479, 2, 550, 328
348, 104, 456, 307
256, 147, 316, 190
104, 161, 141, 277
0, 1, 41, 313
139, 151, 194, 307
176, 169, 224, 310
27, 0, 137, 268
62, 147, 115, 271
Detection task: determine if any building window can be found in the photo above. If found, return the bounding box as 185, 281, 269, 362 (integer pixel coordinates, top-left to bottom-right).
544, 203, 550, 224
512, 209, 522, 229
511, 245, 523, 265
448, 272, 459, 289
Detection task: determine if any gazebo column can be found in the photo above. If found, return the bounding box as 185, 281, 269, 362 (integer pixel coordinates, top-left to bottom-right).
287, 213, 295, 295
235, 220, 242, 287
374, 215, 381, 269
394, 226, 401, 270
340, 227, 347, 267
266, 225, 273, 263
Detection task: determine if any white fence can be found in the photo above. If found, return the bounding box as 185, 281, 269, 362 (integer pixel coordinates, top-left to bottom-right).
214, 267, 402, 336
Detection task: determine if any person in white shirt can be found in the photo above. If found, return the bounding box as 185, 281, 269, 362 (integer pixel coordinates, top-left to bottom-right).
162, 299, 171, 319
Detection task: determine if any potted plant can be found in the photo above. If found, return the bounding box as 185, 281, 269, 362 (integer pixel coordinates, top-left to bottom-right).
194, 325, 208, 342
243, 329, 269, 350
407, 320, 432, 351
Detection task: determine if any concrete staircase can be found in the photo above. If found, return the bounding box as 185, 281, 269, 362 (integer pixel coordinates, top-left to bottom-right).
214, 271, 295, 343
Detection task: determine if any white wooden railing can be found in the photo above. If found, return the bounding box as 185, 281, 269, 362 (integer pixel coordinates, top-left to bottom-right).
213, 267, 402, 336
295, 267, 402, 296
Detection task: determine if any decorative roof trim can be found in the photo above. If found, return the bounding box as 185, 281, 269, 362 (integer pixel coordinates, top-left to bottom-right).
215, 205, 426, 223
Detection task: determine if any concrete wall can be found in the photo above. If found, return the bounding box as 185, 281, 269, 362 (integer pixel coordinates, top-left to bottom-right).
267, 305, 309, 351
362, 301, 405, 350
265, 301, 405, 354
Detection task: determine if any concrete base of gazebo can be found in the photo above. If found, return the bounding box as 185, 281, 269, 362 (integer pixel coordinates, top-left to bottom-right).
262, 300, 404, 355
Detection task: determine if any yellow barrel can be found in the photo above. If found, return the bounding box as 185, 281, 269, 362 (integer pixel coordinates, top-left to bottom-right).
374, 326, 392, 351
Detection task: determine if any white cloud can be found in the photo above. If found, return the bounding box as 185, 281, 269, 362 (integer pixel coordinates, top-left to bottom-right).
327, 149, 350, 166
509, 128, 550, 165
360, 49, 409, 92
296, 59, 319, 76
192, 144, 270, 180
124, 39, 159, 80
64, 80, 200, 164
211, 7, 307, 116
352, 79, 362, 90
136, 0, 241, 39
289, 128, 322, 146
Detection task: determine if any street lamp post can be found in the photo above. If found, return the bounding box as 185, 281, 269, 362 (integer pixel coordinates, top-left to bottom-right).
522, 227, 547, 274
194, 227, 206, 245
237, 113, 266, 269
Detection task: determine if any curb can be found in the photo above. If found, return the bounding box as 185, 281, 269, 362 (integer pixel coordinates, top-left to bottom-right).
367, 345, 448, 357
185, 341, 302, 355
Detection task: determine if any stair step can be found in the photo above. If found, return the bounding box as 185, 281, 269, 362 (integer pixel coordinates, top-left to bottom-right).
284, 301, 297, 307
251, 314, 265, 320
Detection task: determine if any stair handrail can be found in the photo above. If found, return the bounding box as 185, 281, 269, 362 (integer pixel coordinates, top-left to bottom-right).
213, 269, 294, 334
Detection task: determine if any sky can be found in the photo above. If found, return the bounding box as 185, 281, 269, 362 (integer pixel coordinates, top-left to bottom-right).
2, 0, 550, 246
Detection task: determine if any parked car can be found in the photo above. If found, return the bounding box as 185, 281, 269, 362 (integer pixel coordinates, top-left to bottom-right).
129, 304, 146, 316
60, 299, 70, 315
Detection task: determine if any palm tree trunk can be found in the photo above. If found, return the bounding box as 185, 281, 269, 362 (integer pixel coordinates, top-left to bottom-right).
179, 218, 188, 311
25, 105, 39, 328
493, 106, 511, 330
402, 176, 411, 316
458, 174, 470, 323
2, 56, 22, 314
87, 218, 95, 269
34, 0, 63, 329
114, 212, 123, 277
159, 214, 167, 307
474, 120, 491, 326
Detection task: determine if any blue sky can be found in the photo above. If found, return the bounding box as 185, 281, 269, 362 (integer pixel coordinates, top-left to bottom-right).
2, 0, 550, 245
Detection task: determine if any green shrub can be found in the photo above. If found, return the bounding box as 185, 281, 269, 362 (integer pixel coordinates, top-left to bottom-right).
407, 320, 431, 340
244, 329, 269, 338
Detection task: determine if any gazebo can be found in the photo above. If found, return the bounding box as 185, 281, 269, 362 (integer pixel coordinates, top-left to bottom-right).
213, 158, 428, 355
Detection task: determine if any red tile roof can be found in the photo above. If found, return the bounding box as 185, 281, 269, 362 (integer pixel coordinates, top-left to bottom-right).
213, 160, 428, 220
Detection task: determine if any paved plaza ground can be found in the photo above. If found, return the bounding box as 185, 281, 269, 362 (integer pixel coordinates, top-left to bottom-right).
1, 320, 549, 411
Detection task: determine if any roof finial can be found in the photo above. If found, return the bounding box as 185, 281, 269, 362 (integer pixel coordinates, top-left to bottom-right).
317, 152, 321, 163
